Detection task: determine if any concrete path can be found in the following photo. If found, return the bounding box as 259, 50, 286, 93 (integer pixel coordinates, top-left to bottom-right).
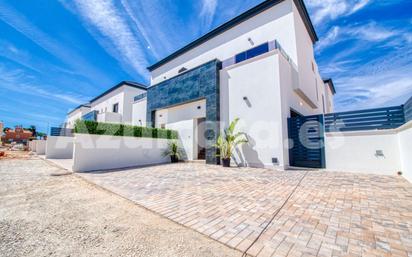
79, 163, 412, 257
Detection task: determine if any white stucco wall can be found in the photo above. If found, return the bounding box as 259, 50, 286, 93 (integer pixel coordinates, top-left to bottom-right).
325, 131, 401, 175
151, 0, 297, 85
291, 1, 322, 109
220, 52, 286, 168
35, 140, 46, 155
398, 123, 412, 182
155, 100, 206, 127
166, 120, 196, 161
219, 50, 323, 169
72, 134, 169, 172
91, 85, 146, 125
154, 99, 206, 161
96, 112, 122, 124
132, 98, 147, 126
46, 136, 74, 159
28, 141, 36, 152
66, 106, 91, 129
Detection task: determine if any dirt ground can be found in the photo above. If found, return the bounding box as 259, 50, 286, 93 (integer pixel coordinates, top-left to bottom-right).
0, 158, 240, 257
0, 148, 33, 160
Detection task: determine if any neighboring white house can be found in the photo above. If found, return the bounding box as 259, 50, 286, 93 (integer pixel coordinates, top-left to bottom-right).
66, 81, 147, 127
145, 0, 336, 168
66, 104, 91, 129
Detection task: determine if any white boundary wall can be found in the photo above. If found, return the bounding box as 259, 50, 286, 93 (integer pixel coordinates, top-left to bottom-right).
325, 122, 412, 182
35, 140, 46, 155
398, 123, 412, 182
46, 136, 74, 159
28, 141, 36, 152
72, 134, 170, 172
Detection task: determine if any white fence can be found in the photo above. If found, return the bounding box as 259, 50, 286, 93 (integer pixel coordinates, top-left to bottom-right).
45, 136, 74, 159
72, 134, 170, 172
325, 121, 412, 181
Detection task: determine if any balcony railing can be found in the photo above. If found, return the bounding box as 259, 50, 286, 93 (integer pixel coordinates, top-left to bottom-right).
221, 39, 294, 69
50, 127, 74, 137
82, 110, 98, 121
134, 92, 147, 102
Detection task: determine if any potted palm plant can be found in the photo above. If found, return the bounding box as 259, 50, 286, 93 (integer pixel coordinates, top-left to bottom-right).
163, 140, 183, 163
215, 118, 248, 167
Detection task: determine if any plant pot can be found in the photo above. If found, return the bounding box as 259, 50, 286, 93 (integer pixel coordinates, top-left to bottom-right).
170, 155, 179, 163
222, 158, 231, 167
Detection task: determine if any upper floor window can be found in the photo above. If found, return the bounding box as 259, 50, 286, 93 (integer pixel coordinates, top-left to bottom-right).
112, 103, 119, 113
235, 43, 269, 64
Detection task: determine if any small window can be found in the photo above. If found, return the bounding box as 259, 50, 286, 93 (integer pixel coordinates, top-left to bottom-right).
178, 67, 187, 73
112, 103, 119, 113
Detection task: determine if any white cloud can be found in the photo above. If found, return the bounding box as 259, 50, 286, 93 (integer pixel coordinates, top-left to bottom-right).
335, 73, 412, 111
306, 0, 370, 25
316, 26, 340, 50
0, 65, 89, 105
200, 0, 218, 30
319, 32, 412, 111
62, 0, 149, 78
316, 22, 404, 51
119, 0, 161, 59
0, 3, 111, 84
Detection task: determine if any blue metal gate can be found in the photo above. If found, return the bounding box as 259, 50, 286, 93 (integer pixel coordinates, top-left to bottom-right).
288, 114, 325, 168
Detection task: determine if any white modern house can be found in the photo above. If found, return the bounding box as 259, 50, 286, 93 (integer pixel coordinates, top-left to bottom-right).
66, 104, 91, 129
145, 0, 335, 168
48, 0, 412, 180
66, 81, 147, 128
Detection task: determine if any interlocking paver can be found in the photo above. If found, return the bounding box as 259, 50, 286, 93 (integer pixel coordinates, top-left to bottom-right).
78, 163, 412, 257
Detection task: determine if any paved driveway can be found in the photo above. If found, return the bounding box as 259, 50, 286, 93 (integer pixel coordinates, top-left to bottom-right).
79, 163, 412, 257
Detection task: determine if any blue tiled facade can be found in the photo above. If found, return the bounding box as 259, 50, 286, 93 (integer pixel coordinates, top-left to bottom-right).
147, 60, 221, 164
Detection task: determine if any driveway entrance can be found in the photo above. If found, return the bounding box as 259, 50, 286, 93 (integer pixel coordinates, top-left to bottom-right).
79, 163, 412, 257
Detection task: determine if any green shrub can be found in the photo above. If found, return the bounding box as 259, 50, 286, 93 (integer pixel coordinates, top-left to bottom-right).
74, 120, 178, 140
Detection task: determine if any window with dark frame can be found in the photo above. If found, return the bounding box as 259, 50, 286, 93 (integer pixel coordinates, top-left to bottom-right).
112, 103, 119, 113
235, 43, 269, 64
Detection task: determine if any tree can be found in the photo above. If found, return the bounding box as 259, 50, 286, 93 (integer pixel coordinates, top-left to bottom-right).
26, 125, 37, 137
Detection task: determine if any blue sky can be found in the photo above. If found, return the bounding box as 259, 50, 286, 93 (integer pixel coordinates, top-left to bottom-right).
0, 0, 411, 133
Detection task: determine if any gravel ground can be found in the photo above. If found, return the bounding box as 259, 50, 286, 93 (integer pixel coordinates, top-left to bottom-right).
0, 158, 241, 257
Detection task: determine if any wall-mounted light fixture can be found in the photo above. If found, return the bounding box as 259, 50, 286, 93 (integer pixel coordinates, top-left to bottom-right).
248, 37, 254, 46
243, 96, 252, 107
375, 150, 385, 158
